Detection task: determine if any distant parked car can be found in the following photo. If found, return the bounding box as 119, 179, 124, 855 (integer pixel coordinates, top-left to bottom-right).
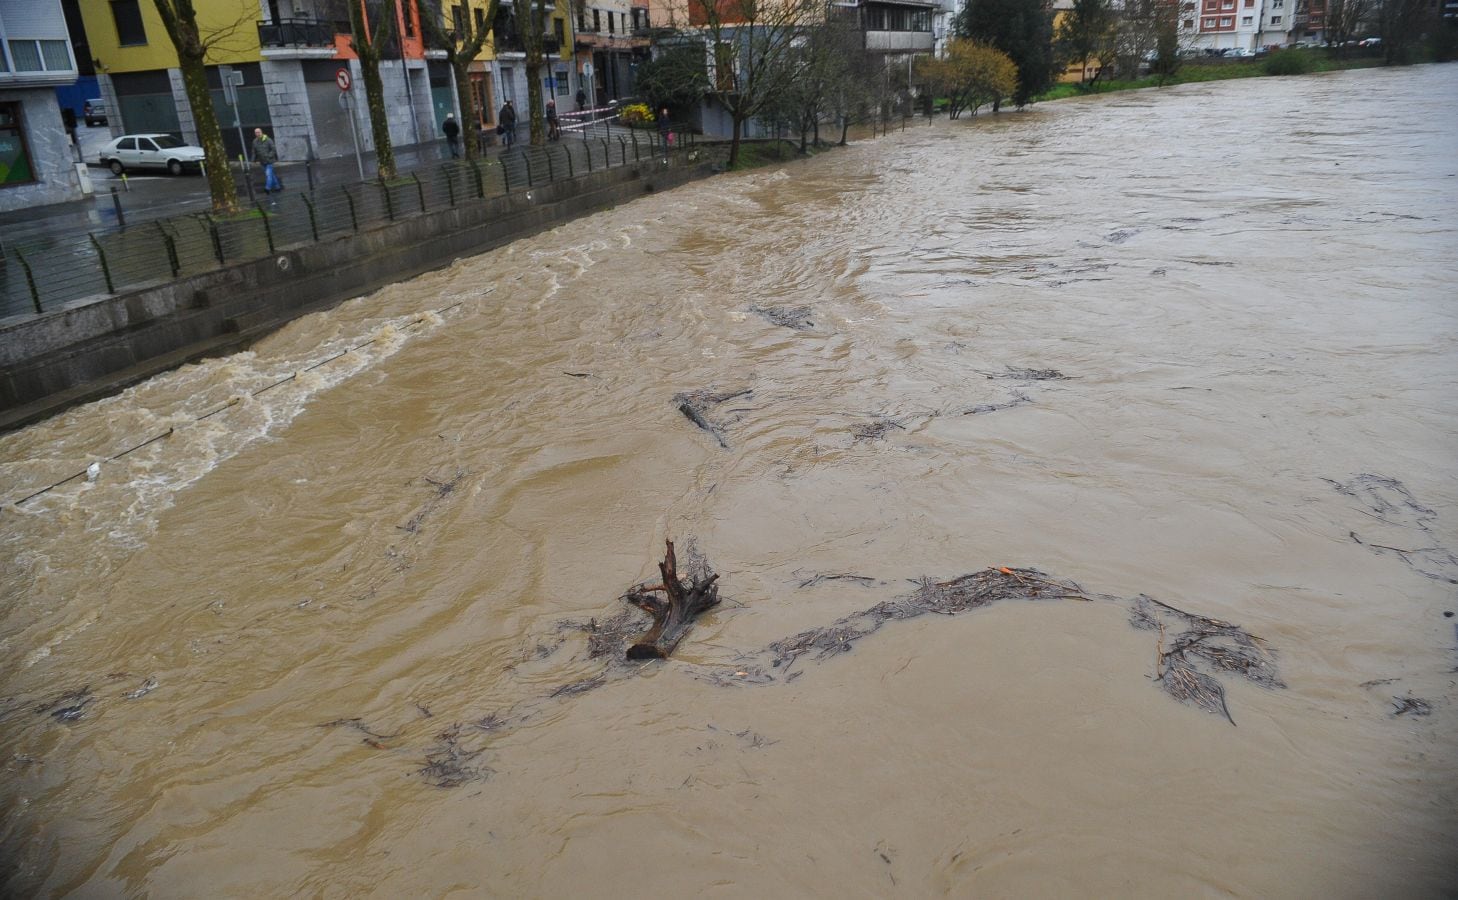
83, 98, 107, 126
98, 133, 206, 176
1359, 37, 1382, 47
1226, 47, 1254, 58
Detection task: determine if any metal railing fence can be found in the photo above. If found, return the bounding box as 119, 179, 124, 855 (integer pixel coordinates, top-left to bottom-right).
1, 128, 706, 322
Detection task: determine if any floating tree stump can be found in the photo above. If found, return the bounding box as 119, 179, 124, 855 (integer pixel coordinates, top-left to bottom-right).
624, 540, 721, 659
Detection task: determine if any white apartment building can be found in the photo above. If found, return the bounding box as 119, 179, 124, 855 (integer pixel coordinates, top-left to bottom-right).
0, 0, 83, 210
1179, 0, 1300, 52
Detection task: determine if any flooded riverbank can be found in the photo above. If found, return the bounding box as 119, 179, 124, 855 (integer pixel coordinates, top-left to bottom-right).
3, 64, 1456, 896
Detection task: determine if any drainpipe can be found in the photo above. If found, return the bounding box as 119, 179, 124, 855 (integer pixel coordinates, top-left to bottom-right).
399, 0, 423, 145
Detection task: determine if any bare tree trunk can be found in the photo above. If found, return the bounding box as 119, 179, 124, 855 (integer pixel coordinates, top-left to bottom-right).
178, 52, 237, 212
729, 113, 744, 167
624, 540, 720, 659
350, 0, 397, 180
361, 54, 396, 178
150, 0, 236, 212
452, 59, 479, 158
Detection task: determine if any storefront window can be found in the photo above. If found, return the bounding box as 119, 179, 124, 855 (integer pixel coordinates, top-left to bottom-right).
0, 103, 36, 187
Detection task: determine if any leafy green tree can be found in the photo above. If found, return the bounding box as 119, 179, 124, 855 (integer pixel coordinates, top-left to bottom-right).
149, 0, 244, 211
920, 39, 1018, 118
349, 0, 399, 179
955, 0, 1056, 108
1375, 0, 1428, 63
636, 44, 711, 114
1149, 12, 1182, 84
1056, 0, 1115, 86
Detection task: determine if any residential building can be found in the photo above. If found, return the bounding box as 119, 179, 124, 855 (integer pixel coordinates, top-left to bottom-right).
571, 0, 651, 104
490, 0, 579, 117
1, 0, 84, 210
858, 0, 938, 75
1257, 0, 1293, 46
1289, 0, 1326, 42
82, 0, 449, 164
1186, 0, 1267, 51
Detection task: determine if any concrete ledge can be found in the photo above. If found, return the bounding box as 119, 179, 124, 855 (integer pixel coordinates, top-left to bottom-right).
1, 157, 718, 432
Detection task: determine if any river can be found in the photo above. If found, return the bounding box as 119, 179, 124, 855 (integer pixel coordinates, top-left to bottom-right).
2, 64, 1456, 897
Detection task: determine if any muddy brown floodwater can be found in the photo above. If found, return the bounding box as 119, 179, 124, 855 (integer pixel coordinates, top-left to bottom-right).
3, 64, 1458, 897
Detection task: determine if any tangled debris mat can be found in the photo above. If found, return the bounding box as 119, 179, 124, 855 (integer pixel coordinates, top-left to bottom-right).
389, 564, 1283, 786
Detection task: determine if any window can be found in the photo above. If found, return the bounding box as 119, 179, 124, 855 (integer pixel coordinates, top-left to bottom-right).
452, 3, 467, 35
1272, 0, 1282, 6
556, 66, 569, 95
714, 41, 734, 91
6, 39, 72, 72
118, 137, 136, 150
1245, 0, 1254, 5
1184, 18, 1195, 26
593, 8, 600, 32
608, 10, 615, 32
1204, 16, 1217, 25
0, 102, 35, 187
111, 0, 148, 46
1270, 14, 1282, 22
1221, 16, 1233, 25
553, 18, 565, 45
7, 41, 41, 71
1242, 15, 1253, 23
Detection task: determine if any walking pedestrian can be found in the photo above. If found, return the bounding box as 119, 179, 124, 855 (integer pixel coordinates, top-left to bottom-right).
576, 87, 587, 110
251, 127, 281, 193
442, 113, 460, 158
498, 99, 517, 148
657, 107, 672, 157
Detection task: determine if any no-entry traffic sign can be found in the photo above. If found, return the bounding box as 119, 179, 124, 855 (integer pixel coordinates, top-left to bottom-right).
336, 67, 352, 91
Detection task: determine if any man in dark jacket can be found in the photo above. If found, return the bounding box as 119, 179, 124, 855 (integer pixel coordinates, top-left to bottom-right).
442, 113, 460, 157
251, 127, 281, 193
498, 100, 516, 148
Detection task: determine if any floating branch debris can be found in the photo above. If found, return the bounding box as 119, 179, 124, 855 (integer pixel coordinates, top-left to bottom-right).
399, 471, 465, 534
960, 392, 1032, 416
984, 367, 1070, 381
750, 304, 814, 330
419, 722, 493, 787
851, 417, 909, 443
1392, 697, 1432, 717
333, 559, 1285, 786
742, 567, 1280, 725
1329, 474, 1458, 584
34, 686, 94, 723
674, 388, 752, 449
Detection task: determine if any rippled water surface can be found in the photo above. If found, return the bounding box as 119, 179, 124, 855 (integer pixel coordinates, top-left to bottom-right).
3, 65, 1457, 897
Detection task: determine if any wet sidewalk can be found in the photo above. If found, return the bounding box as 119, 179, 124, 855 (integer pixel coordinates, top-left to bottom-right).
0, 125, 642, 247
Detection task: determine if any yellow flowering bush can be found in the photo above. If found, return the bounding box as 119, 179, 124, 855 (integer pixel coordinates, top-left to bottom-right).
619, 103, 656, 127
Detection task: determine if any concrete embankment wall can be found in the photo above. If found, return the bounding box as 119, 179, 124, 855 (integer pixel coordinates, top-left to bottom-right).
0, 158, 719, 432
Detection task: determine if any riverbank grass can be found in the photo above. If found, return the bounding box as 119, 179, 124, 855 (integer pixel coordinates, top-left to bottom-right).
1037, 49, 1388, 102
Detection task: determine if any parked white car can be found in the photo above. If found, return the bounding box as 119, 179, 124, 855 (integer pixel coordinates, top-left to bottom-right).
98, 134, 207, 176
1225, 47, 1255, 58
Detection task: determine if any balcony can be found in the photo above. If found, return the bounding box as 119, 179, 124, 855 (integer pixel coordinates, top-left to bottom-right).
493, 33, 563, 55
864, 30, 934, 51
257, 18, 342, 54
